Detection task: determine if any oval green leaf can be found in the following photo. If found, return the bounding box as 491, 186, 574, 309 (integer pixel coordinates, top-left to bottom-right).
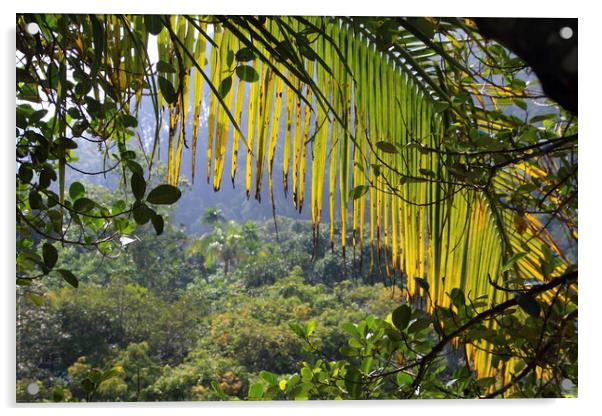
235, 65, 259, 83
151, 213, 164, 235
158, 76, 177, 104
146, 184, 181, 205
69, 181, 85, 201
408, 318, 432, 333
392, 304, 411, 331
375, 141, 398, 154
156, 60, 175, 74
349, 185, 369, 200
73, 197, 95, 212
259, 370, 278, 386
133, 202, 152, 225
144, 15, 164, 35
131, 172, 146, 201
26, 292, 45, 306
248, 382, 264, 399
235, 47, 256, 62
515, 294, 541, 317
42, 243, 58, 270
218, 75, 232, 98
57, 269, 79, 288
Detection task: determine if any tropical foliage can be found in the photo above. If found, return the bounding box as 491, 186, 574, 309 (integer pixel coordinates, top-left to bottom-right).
16, 13, 577, 400
17, 216, 400, 401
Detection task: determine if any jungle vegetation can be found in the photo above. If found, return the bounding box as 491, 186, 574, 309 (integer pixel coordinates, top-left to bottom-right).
16, 14, 577, 400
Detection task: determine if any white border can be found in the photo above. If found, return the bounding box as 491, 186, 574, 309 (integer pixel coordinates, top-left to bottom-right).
3, 1, 599, 415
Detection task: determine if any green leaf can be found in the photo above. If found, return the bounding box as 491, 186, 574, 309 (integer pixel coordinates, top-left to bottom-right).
235, 47, 256, 62
259, 370, 279, 386
38, 168, 53, 189
467, 326, 491, 341
291, 382, 312, 400
111, 200, 126, 215
156, 60, 175, 73
361, 357, 374, 374
349, 185, 369, 200
515, 294, 541, 317
396, 372, 413, 386
488, 44, 506, 57
73, 197, 95, 212
514, 99, 527, 111
30, 109, 48, 123
419, 168, 436, 178
57, 269, 79, 288
289, 323, 306, 339
285, 375, 300, 394
127, 160, 144, 176
47, 62, 59, 90
298, 42, 318, 61
248, 382, 264, 399
144, 15, 164, 35
121, 114, 138, 128
17, 67, 35, 83
25, 292, 44, 306
414, 277, 430, 292
151, 213, 164, 235
158, 76, 177, 104
371, 163, 381, 177
375, 141, 398, 154
18, 164, 33, 184
408, 318, 432, 333
131, 172, 146, 201
510, 78, 526, 93
341, 322, 360, 338
226, 49, 235, 67
211, 380, 227, 399
133, 202, 152, 225
392, 304, 411, 331
529, 113, 557, 124
344, 366, 362, 399
300, 366, 313, 381
69, 181, 85, 201
146, 184, 181, 205
469, 127, 481, 141
18, 83, 41, 102
515, 183, 537, 194
450, 288, 465, 308
501, 252, 527, 273
235, 65, 259, 83
67, 107, 81, 120
476, 376, 497, 389
16, 109, 27, 129
52, 386, 64, 402
42, 243, 58, 270
90, 15, 104, 79
408, 17, 436, 39
29, 190, 43, 209
305, 320, 316, 337
218, 75, 233, 98
75, 80, 92, 97
433, 101, 450, 113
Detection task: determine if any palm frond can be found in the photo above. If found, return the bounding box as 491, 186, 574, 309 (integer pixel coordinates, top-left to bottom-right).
104, 15, 570, 380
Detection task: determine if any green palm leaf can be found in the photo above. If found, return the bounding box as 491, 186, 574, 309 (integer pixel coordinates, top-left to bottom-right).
36, 14, 572, 381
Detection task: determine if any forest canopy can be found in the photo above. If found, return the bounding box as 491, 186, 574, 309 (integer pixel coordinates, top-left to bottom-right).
16, 14, 577, 401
